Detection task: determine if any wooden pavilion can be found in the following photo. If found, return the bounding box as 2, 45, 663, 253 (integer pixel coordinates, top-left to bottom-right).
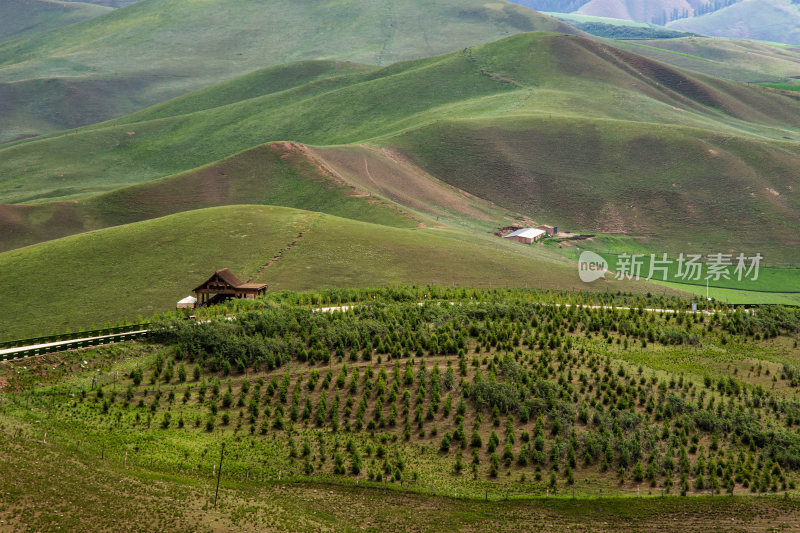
193, 269, 267, 307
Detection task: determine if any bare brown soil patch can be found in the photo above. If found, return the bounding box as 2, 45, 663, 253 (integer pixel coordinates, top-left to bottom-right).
308, 144, 506, 222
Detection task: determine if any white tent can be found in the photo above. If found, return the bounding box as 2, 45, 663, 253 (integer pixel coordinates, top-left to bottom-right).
177, 296, 197, 309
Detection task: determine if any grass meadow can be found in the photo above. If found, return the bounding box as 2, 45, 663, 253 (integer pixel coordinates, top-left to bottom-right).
0, 205, 653, 340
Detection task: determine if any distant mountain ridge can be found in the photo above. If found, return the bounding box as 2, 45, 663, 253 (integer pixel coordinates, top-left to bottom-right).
509, 0, 800, 44
510, 0, 592, 11
669, 0, 800, 45
511, 0, 731, 22
578, 0, 709, 24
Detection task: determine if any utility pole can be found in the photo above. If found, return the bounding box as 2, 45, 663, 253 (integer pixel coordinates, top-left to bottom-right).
214, 442, 225, 507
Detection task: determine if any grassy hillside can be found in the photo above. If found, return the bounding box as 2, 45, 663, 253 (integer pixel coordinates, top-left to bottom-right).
0, 139, 526, 252
2, 32, 799, 264
5, 33, 797, 196
5, 409, 800, 532
0, 0, 110, 44
611, 37, 800, 83
760, 82, 800, 93
4, 32, 800, 193
0, 204, 638, 339
544, 14, 800, 83
388, 115, 800, 263
544, 13, 661, 27
544, 13, 697, 40
306, 144, 517, 231
669, 0, 800, 45
0, 142, 430, 252
2, 291, 800, 530
0, 58, 371, 145
0, 75, 172, 144
0, 0, 577, 141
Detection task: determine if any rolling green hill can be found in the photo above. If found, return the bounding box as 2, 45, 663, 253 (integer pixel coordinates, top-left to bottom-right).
0, 138, 522, 253
2, 32, 798, 264
388, 115, 800, 264
0, 0, 110, 44
610, 37, 800, 83
0, 204, 646, 339
0, 0, 577, 142
0, 142, 430, 253
544, 13, 697, 40
528, 10, 800, 83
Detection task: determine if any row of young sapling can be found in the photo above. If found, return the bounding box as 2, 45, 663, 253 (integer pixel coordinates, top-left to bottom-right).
29, 298, 793, 495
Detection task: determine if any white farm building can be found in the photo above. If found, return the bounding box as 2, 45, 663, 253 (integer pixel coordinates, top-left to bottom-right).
504, 227, 546, 244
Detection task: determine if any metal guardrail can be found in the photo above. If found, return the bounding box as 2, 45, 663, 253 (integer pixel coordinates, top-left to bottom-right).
0, 330, 150, 362
0, 324, 148, 350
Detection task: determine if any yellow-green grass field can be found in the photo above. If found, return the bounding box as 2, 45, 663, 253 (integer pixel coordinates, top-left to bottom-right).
0, 205, 666, 339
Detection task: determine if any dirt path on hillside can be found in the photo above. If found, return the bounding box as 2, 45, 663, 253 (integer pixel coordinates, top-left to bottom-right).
246, 214, 320, 282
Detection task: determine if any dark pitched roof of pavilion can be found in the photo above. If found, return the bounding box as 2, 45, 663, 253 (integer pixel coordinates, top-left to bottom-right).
216, 268, 244, 287
193, 268, 267, 292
